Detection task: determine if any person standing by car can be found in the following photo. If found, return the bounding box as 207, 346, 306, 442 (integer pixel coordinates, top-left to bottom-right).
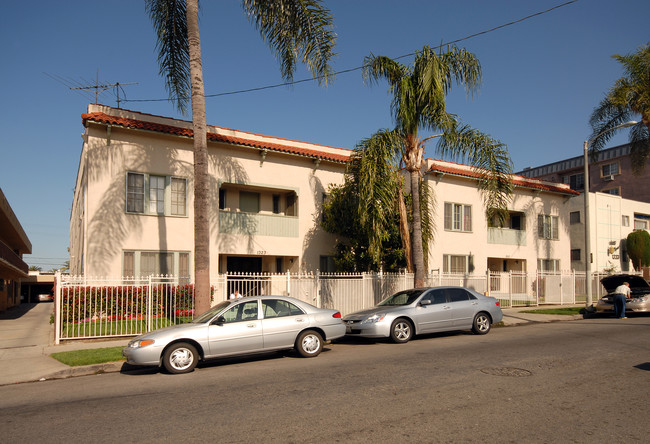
613, 282, 630, 319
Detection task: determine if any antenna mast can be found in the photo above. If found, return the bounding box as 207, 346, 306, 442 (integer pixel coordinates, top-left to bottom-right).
71, 69, 137, 108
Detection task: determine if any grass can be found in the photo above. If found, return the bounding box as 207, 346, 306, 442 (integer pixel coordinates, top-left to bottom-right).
519, 307, 584, 315
50, 346, 126, 366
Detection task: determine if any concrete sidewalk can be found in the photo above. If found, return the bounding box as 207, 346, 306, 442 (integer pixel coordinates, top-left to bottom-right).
0, 303, 587, 386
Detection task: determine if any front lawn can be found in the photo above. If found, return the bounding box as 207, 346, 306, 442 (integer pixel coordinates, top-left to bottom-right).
519, 307, 584, 315
50, 347, 126, 366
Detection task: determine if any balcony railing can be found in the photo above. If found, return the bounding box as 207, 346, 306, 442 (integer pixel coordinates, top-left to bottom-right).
0, 240, 29, 275
219, 211, 299, 237
487, 227, 527, 246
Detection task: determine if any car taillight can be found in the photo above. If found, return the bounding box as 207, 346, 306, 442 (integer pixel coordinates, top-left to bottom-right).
332, 312, 342, 318
495, 301, 500, 306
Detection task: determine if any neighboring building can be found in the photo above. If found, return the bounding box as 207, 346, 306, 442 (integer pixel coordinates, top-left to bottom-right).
517, 143, 650, 203
567, 192, 650, 273
422, 159, 580, 276
0, 188, 31, 312
70, 104, 351, 277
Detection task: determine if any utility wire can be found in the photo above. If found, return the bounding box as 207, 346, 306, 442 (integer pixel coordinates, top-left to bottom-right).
124, 0, 578, 104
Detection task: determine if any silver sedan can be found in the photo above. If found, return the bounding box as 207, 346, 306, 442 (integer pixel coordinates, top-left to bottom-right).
123, 296, 346, 374
343, 287, 503, 343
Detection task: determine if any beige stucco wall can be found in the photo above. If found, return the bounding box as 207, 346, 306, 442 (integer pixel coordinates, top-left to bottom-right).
70, 105, 347, 277
424, 171, 572, 275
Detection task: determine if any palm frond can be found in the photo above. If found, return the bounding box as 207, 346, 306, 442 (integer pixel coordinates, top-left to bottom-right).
145, 0, 191, 114
242, 0, 337, 86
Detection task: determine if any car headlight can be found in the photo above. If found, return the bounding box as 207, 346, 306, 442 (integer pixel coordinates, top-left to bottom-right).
361, 314, 386, 324
129, 339, 155, 349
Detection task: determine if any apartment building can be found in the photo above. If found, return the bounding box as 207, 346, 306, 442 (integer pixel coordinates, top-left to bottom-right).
0, 188, 31, 312
517, 143, 650, 203
423, 159, 580, 275
70, 104, 351, 277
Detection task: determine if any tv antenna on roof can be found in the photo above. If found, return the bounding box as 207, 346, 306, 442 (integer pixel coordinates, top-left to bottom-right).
70, 69, 137, 108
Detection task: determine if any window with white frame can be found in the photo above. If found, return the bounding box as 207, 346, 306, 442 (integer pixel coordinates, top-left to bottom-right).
538, 214, 559, 240
444, 203, 472, 232
443, 254, 473, 273
123, 251, 190, 277
601, 162, 619, 176
537, 259, 560, 273
602, 187, 620, 196
622, 215, 630, 227
126, 172, 187, 216
634, 213, 650, 230
563, 173, 584, 191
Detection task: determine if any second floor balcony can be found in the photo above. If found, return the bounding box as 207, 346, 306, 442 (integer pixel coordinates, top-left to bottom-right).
219, 211, 299, 238
487, 227, 527, 246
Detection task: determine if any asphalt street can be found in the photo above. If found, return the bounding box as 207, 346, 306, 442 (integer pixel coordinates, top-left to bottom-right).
1, 315, 648, 443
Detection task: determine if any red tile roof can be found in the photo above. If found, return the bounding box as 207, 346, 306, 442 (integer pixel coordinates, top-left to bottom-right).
426, 160, 580, 196
82, 112, 351, 163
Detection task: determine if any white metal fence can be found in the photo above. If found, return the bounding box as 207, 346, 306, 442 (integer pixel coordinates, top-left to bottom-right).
54, 270, 620, 342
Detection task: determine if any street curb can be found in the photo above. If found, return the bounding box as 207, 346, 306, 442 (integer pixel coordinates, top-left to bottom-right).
39, 361, 125, 382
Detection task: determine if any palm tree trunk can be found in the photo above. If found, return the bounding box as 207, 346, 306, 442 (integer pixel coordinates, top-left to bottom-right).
397, 175, 412, 272
186, 0, 211, 314
409, 170, 426, 287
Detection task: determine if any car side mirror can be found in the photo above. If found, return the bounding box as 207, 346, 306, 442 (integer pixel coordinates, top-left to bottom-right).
213, 316, 226, 326
420, 299, 431, 306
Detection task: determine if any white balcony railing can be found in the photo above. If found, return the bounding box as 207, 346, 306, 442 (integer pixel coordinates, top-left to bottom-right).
219, 211, 299, 237
487, 227, 527, 246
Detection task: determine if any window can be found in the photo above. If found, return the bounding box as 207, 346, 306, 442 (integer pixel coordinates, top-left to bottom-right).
126, 173, 144, 213
571, 249, 581, 261
126, 172, 187, 216
240, 191, 260, 213
320, 256, 335, 272
602, 163, 619, 176
569, 211, 581, 224
564, 173, 584, 191
443, 254, 473, 273
262, 299, 304, 318
273, 194, 281, 214
538, 259, 560, 273
122, 251, 190, 277
275, 257, 283, 272
171, 178, 187, 216
286, 193, 297, 216
444, 203, 472, 232
446, 288, 470, 302
538, 215, 559, 240
634, 213, 650, 230
602, 188, 620, 196
622, 215, 630, 227
222, 301, 259, 323
219, 189, 226, 210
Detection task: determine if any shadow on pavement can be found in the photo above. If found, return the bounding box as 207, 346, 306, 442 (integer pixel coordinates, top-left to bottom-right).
0, 303, 42, 320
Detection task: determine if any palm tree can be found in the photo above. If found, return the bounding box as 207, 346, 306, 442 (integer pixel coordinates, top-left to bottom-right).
363, 45, 512, 287
146, 0, 336, 313
589, 43, 650, 171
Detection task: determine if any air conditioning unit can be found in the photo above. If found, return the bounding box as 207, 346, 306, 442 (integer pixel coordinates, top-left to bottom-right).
603, 174, 615, 181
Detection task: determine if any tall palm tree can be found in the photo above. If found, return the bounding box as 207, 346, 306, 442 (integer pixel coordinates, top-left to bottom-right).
589, 43, 650, 171
363, 45, 512, 287
146, 0, 336, 313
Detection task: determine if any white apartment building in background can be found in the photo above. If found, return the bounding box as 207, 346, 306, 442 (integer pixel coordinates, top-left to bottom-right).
567, 192, 650, 273
70, 104, 351, 277
422, 159, 580, 276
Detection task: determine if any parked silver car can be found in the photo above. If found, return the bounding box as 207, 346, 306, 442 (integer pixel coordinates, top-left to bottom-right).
596, 274, 650, 314
123, 296, 346, 374
343, 287, 503, 343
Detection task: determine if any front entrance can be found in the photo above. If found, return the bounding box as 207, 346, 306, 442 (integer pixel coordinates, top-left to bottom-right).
226, 256, 263, 298
226, 256, 262, 273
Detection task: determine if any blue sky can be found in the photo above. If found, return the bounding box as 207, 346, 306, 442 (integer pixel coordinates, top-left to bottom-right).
1, 0, 648, 270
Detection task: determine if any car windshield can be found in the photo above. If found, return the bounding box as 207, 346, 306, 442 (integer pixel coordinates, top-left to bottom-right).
191, 300, 231, 323
378, 290, 425, 306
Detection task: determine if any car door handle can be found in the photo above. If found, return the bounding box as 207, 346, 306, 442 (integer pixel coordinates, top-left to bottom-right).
296, 318, 305, 322
246, 323, 256, 328
443, 306, 452, 310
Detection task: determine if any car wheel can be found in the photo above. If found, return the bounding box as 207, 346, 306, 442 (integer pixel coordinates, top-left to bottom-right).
472, 312, 491, 335
296, 330, 323, 357
390, 318, 413, 343
163, 342, 199, 374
